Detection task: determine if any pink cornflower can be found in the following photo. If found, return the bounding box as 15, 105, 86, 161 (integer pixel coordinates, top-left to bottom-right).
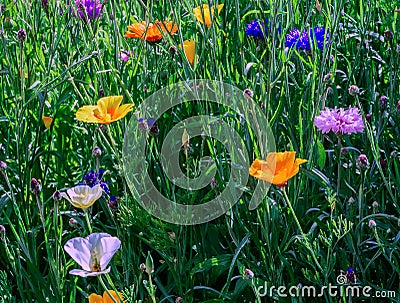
314, 107, 364, 135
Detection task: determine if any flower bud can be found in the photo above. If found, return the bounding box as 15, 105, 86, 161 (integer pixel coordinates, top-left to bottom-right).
372, 201, 378, 208
69, 218, 78, 228
378, 95, 388, 109
52, 190, 62, 202
175, 297, 183, 303
243, 88, 254, 99
92, 146, 102, 157
145, 252, 154, 275
17, 28, 26, 42
348, 85, 359, 96
397, 100, 400, 113
384, 30, 393, 42
244, 268, 254, 279
356, 154, 369, 170
368, 219, 376, 228
168, 45, 177, 56
30, 178, 41, 194
140, 263, 146, 272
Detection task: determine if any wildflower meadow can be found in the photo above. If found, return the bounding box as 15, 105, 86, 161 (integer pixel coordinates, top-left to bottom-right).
1, 0, 400, 302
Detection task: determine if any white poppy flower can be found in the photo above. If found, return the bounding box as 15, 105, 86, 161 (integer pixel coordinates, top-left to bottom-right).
61, 184, 103, 209
64, 233, 121, 277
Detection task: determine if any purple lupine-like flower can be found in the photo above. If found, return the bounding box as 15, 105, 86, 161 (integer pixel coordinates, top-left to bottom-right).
75, 0, 103, 20
245, 19, 268, 39
83, 169, 109, 194
314, 107, 364, 135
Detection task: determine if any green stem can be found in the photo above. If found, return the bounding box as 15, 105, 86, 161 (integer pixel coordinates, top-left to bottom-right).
98, 275, 120, 303
282, 187, 323, 272
84, 209, 93, 234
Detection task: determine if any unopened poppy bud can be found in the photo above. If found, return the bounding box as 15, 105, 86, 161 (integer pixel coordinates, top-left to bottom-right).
356, 154, 369, 170
69, 218, 78, 228
92, 146, 102, 157
0, 161, 6, 172
244, 268, 254, 279
348, 85, 359, 96
145, 252, 154, 274
53, 190, 62, 202
368, 219, 376, 228
31, 178, 41, 194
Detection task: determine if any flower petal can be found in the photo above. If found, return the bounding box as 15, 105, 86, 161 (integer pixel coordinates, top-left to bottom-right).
98, 236, 121, 269
69, 267, 111, 277
88, 293, 103, 303
97, 96, 123, 117
64, 237, 91, 271
103, 290, 124, 303
76, 105, 101, 123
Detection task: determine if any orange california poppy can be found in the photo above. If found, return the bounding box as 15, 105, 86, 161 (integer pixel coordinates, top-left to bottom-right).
249, 151, 307, 186
88, 290, 124, 303
76, 96, 134, 124
124, 20, 178, 43
193, 4, 224, 27
180, 40, 196, 65
42, 116, 53, 129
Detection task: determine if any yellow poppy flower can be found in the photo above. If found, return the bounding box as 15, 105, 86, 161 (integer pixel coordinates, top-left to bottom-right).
124, 20, 178, 43
76, 96, 134, 124
180, 40, 196, 65
249, 151, 307, 186
42, 116, 53, 129
193, 4, 224, 27
88, 290, 124, 303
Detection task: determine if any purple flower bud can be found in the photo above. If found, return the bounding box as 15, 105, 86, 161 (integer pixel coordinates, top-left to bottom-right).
98, 89, 104, 98
348, 85, 359, 96
372, 201, 378, 208
243, 88, 254, 99
31, 178, 41, 194
69, 218, 78, 228
348, 197, 355, 205
346, 268, 356, 283
17, 28, 26, 42
244, 268, 254, 279
108, 196, 118, 210
366, 113, 372, 123
41, 0, 49, 11
368, 219, 376, 228
323, 73, 333, 83
53, 190, 62, 202
384, 30, 393, 42
169, 46, 177, 56
92, 146, 102, 157
175, 297, 183, 303
357, 154, 369, 170
139, 263, 146, 272
378, 95, 388, 109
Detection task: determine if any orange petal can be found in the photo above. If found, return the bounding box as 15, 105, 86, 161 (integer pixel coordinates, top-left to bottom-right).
76, 105, 102, 123
88, 294, 103, 303
113, 103, 134, 121
103, 290, 124, 303
181, 40, 196, 65
97, 96, 123, 117
42, 116, 53, 129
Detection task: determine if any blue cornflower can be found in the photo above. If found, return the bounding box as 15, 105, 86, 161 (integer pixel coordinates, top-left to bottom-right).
75, 0, 103, 20
285, 29, 301, 48
83, 169, 109, 194
286, 26, 329, 50
245, 19, 268, 39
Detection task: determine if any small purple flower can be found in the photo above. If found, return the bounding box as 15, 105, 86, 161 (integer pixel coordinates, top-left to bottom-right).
83, 169, 109, 194
119, 50, 133, 62
245, 19, 268, 39
314, 107, 364, 135
244, 268, 254, 279
346, 268, 356, 283
75, 0, 103, 20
